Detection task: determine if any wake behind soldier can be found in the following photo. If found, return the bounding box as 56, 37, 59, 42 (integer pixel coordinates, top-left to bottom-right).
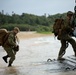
57, 11, 76, 60
2, 27, 20, 67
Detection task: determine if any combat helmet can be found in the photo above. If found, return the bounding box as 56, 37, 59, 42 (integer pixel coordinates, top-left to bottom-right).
67, 11, 73, 16
14, 27, 20, 32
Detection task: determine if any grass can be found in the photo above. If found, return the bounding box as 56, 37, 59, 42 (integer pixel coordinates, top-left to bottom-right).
38, 31, 52, 34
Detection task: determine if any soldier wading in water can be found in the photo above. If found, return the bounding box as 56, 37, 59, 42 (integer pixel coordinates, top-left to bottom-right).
2, 27, 20, 67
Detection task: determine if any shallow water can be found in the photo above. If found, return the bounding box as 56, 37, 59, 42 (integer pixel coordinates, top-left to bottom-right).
0, 36, 76, 75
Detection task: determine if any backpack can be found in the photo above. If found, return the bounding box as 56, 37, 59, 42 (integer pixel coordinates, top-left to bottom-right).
53, 19, 64, 37
0, 29, 9, 46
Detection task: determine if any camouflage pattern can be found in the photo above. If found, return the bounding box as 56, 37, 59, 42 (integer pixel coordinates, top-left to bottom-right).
3, 31, 18, 65
3, 31, 17, 47
58, 35, 76, 59
58, 16, 76, 59
53, 19, 64, 37
57, 18, 73, 40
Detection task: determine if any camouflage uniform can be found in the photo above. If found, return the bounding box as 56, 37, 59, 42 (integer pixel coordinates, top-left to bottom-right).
58, 11, 76, 60
3, 31, 17, 66
2, 27, 19, 67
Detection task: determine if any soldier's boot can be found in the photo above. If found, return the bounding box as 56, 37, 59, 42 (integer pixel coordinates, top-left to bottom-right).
57, 57, 65, 61
8, 63, 12, 67
57, 51, 65, 61
8, 56, 15, 67
2, 55, 9, 63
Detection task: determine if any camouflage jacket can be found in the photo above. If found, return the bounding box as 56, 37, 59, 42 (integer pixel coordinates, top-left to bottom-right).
57, 18, 73, 40
3, 31, 17, 48
60, 18, 73, 35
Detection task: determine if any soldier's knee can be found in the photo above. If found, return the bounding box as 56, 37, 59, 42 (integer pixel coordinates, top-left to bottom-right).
11, 55, 15, 60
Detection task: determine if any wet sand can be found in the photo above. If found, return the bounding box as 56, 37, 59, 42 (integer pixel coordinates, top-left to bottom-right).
0, 32, 76, 75
17, 31, 53, 39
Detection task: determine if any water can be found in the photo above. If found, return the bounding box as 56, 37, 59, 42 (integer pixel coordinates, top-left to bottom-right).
0, 36, 76, 75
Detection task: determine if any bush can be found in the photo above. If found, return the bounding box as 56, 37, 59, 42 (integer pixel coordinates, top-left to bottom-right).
0, 24, 53, 32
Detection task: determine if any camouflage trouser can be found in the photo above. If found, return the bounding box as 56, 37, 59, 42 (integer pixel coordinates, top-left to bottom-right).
58, 34, 76, 58
4, 47, 16, 65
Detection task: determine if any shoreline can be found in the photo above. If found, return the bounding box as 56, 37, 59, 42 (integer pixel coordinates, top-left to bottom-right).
17, 32, 53, 39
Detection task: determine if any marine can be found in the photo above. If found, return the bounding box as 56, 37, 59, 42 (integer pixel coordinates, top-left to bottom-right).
57, 11, 76, 60
2, 27, 20, 67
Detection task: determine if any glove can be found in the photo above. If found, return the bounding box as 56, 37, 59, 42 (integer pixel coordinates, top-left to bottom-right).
13, 45, 19, 51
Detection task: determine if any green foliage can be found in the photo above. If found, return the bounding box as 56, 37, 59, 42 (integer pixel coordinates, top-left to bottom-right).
38, 31, 52, 34
0, 11, 67, 32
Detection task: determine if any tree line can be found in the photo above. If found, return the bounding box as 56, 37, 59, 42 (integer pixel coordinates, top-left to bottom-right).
0, 11, 66, 32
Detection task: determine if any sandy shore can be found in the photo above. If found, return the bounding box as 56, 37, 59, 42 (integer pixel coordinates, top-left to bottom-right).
17, 31, 53, 39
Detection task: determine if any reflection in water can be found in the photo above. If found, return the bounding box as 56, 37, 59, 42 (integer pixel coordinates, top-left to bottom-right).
3, 67, 19, 75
